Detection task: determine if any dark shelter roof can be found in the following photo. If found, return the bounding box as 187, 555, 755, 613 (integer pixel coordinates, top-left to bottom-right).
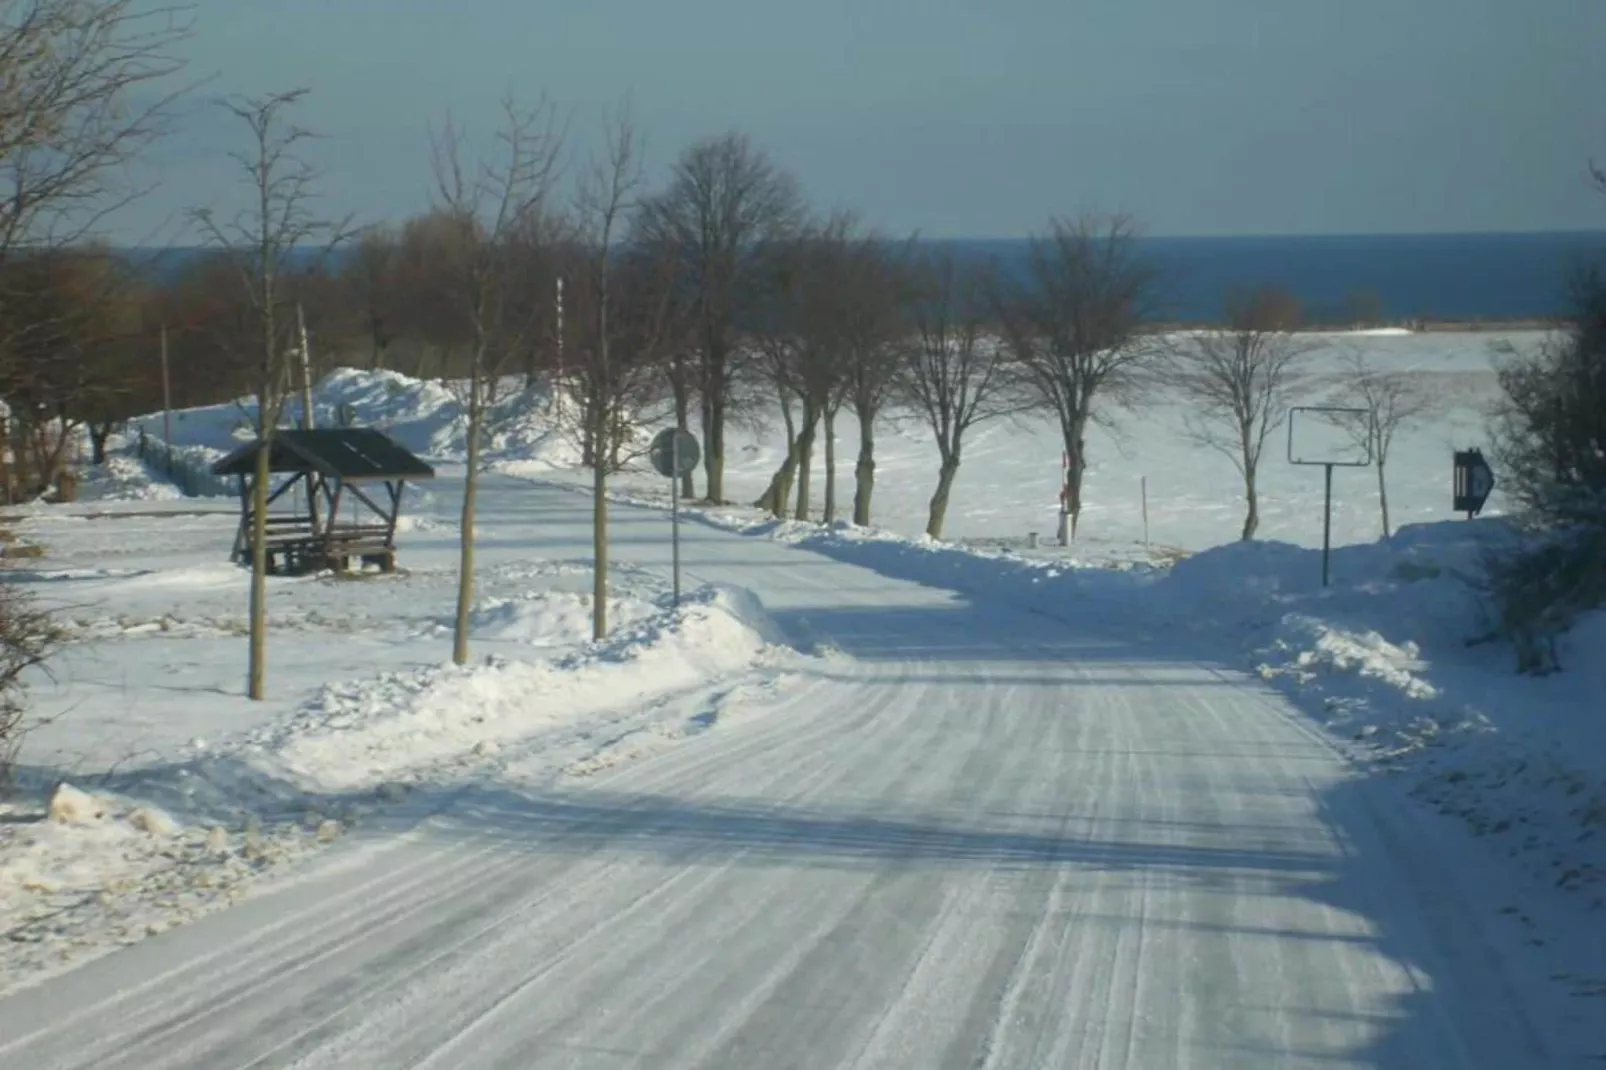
210, 428, 435, 482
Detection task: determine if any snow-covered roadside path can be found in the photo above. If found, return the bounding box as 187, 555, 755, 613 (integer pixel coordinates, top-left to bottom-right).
0, 478, 1594, 1068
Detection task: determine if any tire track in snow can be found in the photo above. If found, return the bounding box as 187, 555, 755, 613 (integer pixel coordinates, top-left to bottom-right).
384, 688, 917, 1070
469, 676, 958, 1069
273, 680, 917, 1070
671, 677, 1012, 1070
0, 833, 505, 1065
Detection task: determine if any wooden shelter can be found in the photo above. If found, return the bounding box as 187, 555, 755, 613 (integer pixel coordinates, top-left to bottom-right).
211, 428, 435, 576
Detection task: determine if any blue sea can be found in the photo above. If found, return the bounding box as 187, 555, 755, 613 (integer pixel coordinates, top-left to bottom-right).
937, 231, 1606, 323
136, 231, 1606, 324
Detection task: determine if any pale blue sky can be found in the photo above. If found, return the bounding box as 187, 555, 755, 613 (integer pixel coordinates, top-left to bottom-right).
126, 0, 1606, 242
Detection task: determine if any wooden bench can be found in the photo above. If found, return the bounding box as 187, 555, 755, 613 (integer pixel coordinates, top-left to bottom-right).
252, 527, 397, 575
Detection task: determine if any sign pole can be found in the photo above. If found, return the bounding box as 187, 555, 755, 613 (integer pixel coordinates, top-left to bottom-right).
1141, 475, 1149, 548
296, 302, 315, 430
1322, 463, 1334, 588
159, 323, 173, 476
671, 433, 682, 608
1287, 406, 1371, 590
651, 426, 699, 608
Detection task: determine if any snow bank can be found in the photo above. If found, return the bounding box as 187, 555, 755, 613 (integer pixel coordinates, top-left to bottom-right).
0, 780, 330, 991
270, 585, 786, 792
127, 367, 594, 470
73, 456, 187, 503
1179, 528, 1606, 901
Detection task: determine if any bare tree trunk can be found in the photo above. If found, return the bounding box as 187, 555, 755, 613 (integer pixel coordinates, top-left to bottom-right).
1241, 461, 1260, 541
1377, 459, 1392, 538
779, 390, 797, 454
777, 391, 797, 511
89, 423, 113, 465
852, 410, 876, 526
705, 386, 727, 503
755, 393, 802, 517
673, 363, 695, 499
1061, 412, 1088, 539
452, 362, 484, 665
247, 437, 270, 699
579, 390, 599, 468
793, 408, 817, 521
593, 434, 608, 640
700, 390, 716, 502
823, 407, 838, 523
926, 454, 961, 539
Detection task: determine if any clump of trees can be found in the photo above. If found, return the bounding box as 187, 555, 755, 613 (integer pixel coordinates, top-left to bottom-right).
1481, 253, 1606, 672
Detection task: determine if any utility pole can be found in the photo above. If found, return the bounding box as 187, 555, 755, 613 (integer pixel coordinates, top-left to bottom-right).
555, 275, 565, 420
296, 302, 315, 430
159, 323, 173, 476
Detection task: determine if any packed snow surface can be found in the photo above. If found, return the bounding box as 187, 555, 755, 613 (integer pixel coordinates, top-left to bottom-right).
0, 329, 1599, 1067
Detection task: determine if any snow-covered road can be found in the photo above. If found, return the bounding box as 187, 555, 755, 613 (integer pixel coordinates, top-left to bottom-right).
0, 478, 1571, 1068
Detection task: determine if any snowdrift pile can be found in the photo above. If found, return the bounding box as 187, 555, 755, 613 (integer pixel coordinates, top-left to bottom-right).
114, 368, 593, 478
268, 586, 789, 792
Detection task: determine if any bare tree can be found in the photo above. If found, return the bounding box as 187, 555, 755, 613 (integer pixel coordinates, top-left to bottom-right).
636, 132, 804, 502
192, 89, 353, 700
902, 252, 1019, 538
840, 233, 911, 527
748, 222, 851, 521
0, 0, 192, 259
1331, 347, 1435, 538
0, 244, 144, 495
1491, 263, 1606, 527
0, 579, 60, 794
0, 0, 190, 495
1170, 287, 1321, 540
343, 225, 400, 369
996, 215, 1163, 539
748, 249, 810, 518
568, 102, 679, 638
429, 96, 564, 665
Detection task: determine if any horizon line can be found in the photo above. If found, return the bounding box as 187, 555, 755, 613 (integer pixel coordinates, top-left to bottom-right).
116, 227, 1606, 253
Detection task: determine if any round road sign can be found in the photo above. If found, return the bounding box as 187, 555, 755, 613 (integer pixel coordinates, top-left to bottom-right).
649, 428, 700, 479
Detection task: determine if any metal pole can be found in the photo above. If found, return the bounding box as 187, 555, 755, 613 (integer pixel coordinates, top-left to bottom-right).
296, 302, 315, 430
159, 323, 173, 476
554, 276, 565, 420
1141, 475, 1149, 548
1322, 463, 1334, 588
671, 435, 681, 608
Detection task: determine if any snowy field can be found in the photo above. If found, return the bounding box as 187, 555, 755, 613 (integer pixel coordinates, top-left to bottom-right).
0, 329, 1600, 1066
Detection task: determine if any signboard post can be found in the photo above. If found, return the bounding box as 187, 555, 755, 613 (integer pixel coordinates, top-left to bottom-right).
1452, 449, 1495, 519
649, 427, 701, 606
1287, 406, 1373, 587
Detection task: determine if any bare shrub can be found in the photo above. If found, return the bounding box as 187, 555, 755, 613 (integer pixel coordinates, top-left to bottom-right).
0, 580, 62, 794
